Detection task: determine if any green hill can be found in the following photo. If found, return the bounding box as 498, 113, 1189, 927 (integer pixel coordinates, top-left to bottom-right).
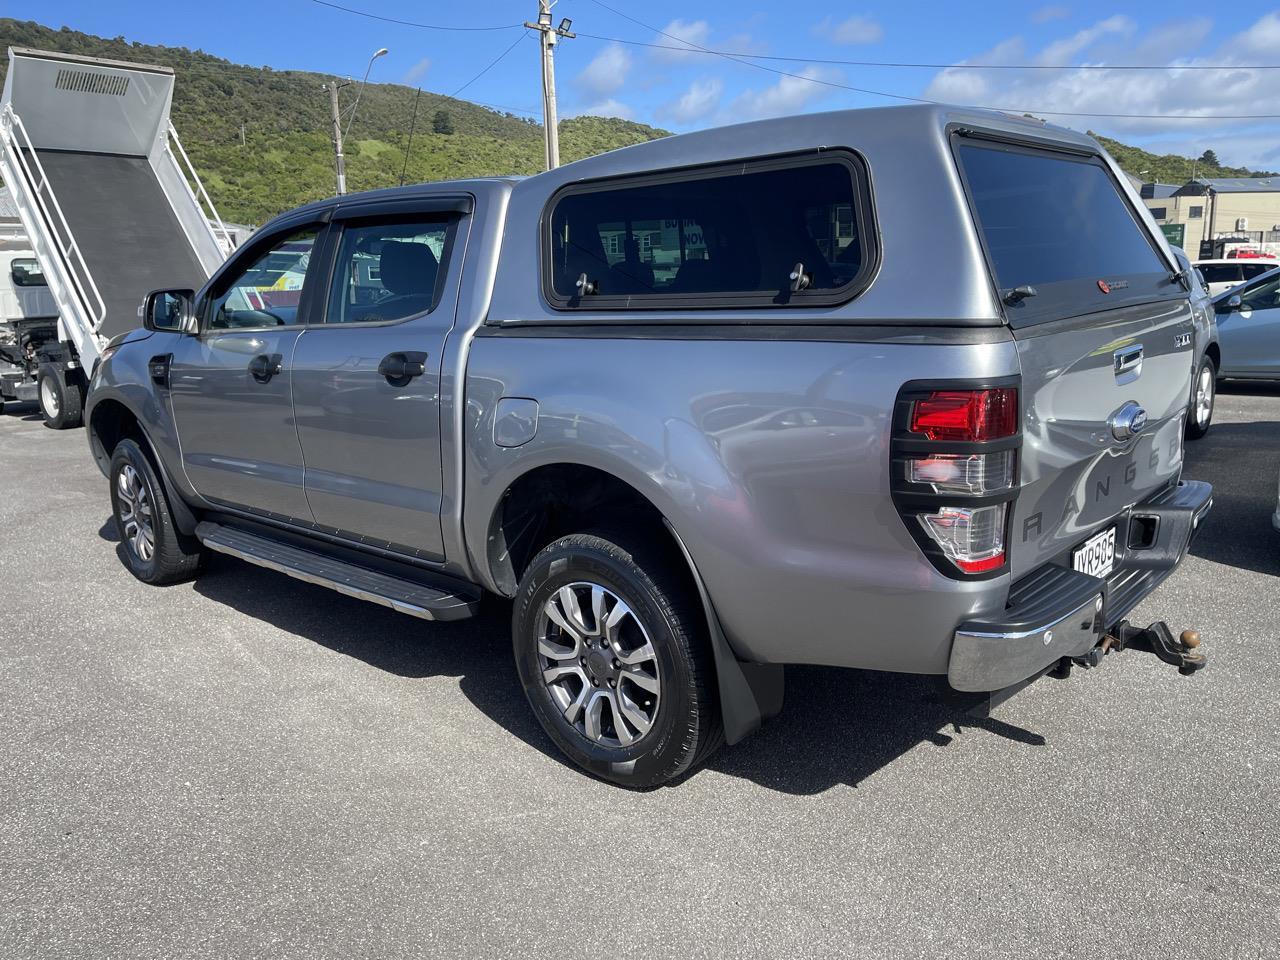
0, 18, 669, 223
1093, 134, 1278, 184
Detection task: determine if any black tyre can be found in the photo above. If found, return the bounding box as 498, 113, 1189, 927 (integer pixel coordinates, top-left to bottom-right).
109, 439, 204, 585
1185, 356, 1216, 440
513, 531, 722, 788
37, 363, 83, 429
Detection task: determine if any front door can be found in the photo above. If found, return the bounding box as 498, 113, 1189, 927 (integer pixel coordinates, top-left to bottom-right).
290, 209, 464, 560
169, 225, 325, 522
1219, 270, 1280, 377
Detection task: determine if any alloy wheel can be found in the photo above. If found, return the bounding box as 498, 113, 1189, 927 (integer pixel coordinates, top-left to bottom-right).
537, 582, 661, 747
1195, 364, 1214, 427
116, 463, 156, 563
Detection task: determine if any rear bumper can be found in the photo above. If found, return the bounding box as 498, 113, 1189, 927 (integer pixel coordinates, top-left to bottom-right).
949, 479, 1213, 692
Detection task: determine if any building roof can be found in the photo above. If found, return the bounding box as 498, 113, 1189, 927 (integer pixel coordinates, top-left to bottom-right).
1141, 182, 1180, 199
1176, 177, 1280, 195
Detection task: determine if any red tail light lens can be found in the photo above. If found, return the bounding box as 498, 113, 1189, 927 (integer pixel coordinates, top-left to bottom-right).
910, 388, 1019, 442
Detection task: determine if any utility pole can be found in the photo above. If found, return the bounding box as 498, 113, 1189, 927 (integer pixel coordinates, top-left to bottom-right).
325, 80, 348, 195
525, 1, 575, 170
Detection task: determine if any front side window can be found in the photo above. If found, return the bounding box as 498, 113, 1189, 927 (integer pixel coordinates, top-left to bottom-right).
545, 153, 874, 308
325, 219, 451, 324
958, 141, 1174, 324
208, 229, 318, 330
1238, 272, 1280, 310
10, 258, 46, 287
1243, 262, 1276, 279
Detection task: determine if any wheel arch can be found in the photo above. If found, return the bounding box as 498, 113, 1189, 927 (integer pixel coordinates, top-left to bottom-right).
484, 460, 782, 745
89, 396, 199, 536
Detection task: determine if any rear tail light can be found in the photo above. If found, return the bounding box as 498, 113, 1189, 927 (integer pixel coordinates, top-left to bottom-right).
892, 383, 1021, 579
918, 504, 1008, 573
910, 388, 1018, 441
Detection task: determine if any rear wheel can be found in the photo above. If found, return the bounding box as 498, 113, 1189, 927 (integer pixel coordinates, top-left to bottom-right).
109, 439, 204, 584
1185, 356, 1216, 440
512, 530, 721, 788
38, 363, 83, 430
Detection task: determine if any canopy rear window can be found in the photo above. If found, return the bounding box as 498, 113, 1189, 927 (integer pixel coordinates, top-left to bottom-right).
957, 140, 1177, 325
543, 151, 876, 310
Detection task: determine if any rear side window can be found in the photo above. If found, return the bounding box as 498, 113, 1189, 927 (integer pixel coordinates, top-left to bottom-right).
324, 218, 453, 324
1199, 264, 1243, 285
958, 141, 1176, 324
544, 151, 876, 309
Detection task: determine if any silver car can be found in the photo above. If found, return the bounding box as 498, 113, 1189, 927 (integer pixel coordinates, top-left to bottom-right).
1213, 265, 1280, 381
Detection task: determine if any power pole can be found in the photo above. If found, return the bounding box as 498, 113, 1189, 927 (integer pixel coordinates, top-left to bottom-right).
525, 1, 575, 170
325, 80, 348, 195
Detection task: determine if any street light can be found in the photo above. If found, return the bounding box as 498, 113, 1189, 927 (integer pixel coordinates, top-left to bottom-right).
343, 47, 389, 140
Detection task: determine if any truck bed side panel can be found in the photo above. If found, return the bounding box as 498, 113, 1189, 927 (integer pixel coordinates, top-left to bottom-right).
463, 333, 1020, 674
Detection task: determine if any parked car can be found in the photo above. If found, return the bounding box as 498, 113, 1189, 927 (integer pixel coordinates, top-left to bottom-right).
1172, 247, 1218, 439
1212, 265, 1280, 380
85, 105, 1212, 787
1194, 258, 1278, 297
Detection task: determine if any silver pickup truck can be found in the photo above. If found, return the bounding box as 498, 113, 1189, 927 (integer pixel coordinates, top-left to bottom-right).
86, 105, 1212, 787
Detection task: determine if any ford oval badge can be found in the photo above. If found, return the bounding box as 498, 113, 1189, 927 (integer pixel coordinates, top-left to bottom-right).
1110, 401, 1147, 441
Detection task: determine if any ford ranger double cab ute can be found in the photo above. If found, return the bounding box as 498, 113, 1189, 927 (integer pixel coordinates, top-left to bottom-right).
85, 105, 1212, 787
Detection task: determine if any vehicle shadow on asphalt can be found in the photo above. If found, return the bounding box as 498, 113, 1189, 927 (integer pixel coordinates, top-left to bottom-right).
1184, 410, 1280, 579
181, 550, 1045, 795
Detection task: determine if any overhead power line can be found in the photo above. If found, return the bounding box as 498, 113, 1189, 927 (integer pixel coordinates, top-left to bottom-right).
308, 0, 523, 31
452, 30, 533, 97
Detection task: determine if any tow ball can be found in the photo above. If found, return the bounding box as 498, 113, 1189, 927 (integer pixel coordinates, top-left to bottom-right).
1076, 620, 1207, 676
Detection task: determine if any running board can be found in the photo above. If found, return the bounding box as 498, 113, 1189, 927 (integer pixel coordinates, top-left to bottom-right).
195, 521, 477, 621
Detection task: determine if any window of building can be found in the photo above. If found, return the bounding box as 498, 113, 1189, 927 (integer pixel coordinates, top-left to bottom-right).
1149, 207, 1167, 220
1188, 205, 1204, 219
544, 152, 875, 308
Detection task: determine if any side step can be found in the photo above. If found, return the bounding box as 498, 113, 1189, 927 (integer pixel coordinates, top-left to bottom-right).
195, 521, 478, 621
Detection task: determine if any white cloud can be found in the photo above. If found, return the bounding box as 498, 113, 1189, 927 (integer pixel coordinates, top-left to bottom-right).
926, 12, 1280, 140
828, 15, 883, 45
727, 66, 842, 122
1032, 6, 1070, 24
653, 19, 711, 61
567, 98, 635, 120
575, 43, 632, 98
658, 77, 724, 124
399, 58, 430, 85
1036, 14, 1133, 65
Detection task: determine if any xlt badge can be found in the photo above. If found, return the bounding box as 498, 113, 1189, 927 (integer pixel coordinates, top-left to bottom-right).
1174, 333, 1192, 349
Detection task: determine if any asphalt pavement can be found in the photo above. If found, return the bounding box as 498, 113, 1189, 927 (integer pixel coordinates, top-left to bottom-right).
1, 388, 1278, 959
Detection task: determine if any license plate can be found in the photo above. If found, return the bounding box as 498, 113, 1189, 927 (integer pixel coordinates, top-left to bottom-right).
1073, 526, 1116, 579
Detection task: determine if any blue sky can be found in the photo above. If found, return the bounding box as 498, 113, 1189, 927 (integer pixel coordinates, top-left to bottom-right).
23, 1, 1280, 169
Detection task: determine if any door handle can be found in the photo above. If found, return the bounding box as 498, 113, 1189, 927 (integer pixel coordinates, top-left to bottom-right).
249, 353, 283, 383
378, 351, 428, 386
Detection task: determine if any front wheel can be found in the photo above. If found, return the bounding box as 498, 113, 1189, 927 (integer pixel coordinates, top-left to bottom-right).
109, 439, 204, 584
512, 531, 722, 788
1185, 356, 1216, 440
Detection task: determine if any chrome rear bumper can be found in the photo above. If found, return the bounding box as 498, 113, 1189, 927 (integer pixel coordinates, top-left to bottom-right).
949, 479, 1213, 693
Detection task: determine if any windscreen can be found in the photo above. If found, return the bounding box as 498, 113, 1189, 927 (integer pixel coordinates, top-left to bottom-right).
959, 141, 1176, 324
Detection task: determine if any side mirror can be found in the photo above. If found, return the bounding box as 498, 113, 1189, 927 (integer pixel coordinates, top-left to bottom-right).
1224, 294, 1243, 312
142, 288, 195, 332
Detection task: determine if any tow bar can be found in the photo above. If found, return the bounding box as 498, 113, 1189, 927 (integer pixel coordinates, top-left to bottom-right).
1076, 620, 1207, 676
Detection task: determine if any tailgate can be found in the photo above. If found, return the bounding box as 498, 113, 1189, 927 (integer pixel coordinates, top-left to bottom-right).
954, 133, 1197, 579
1010, 299, 1194, 576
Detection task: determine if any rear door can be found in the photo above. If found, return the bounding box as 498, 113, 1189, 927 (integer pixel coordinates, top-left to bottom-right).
289, 198, 468, 561
957, 138, 1195, 578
